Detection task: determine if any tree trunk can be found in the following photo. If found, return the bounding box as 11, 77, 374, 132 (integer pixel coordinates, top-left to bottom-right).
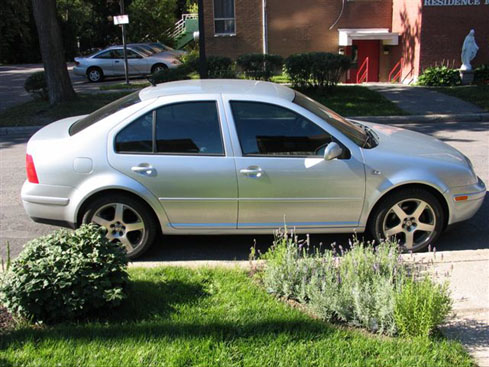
32, 0, 76, 105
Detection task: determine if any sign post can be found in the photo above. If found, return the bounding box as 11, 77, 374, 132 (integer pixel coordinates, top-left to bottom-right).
113, 3, 130, 85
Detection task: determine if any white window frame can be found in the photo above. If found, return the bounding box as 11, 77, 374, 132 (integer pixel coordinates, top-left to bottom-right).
213, 0, 236, 36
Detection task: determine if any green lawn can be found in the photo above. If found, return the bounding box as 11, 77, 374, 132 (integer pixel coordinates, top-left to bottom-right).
0, 267, 473, 367
435, 85, 489, 112
0, 92, 130, 127
301, 85, 407, 117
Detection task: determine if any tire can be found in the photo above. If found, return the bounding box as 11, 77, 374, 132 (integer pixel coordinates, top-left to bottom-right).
369, 188, 445, 252
151, 63, 167, 74
87, 67, 104, 82
82, 194, 156, 259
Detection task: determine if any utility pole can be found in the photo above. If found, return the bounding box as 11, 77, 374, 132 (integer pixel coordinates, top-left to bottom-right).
197, 0, 208, 79
120, 0, 129, 84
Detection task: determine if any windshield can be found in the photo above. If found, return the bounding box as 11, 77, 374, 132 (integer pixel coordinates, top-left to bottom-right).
69, 92, 142, 135
293, 91, 367, 147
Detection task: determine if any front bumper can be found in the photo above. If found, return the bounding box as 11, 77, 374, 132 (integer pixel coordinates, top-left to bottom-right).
446, 177, 486, 225
73, 66, 87, 76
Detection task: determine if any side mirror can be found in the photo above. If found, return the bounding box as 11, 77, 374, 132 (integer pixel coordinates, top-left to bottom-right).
324, 142, 343, 160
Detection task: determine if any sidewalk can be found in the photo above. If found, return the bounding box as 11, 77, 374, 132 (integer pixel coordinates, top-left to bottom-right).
366, 83, 486, 115
131, 249, 489, 367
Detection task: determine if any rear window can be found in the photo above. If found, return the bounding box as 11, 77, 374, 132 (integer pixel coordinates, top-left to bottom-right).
69, 92, 142, 135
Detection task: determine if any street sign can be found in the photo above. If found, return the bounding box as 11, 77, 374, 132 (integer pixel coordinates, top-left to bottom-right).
113, 15, 129, 25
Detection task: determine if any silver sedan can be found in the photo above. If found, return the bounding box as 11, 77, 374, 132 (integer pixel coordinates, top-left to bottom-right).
21, 80, 486, 258
73, 45, 181, 82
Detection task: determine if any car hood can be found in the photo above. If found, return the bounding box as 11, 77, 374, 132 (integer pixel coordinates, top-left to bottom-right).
358, 121, 468, 167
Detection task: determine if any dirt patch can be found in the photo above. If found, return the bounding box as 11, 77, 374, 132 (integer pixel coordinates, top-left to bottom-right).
0, 306, 14, 331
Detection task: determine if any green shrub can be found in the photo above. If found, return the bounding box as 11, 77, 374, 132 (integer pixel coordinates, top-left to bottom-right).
394, 277, 452, 338
257, 229, 452, 336
236, 53, 284, 81
474, 64, 489, 85
207, 56, 235, 78
0, 225, 129, 323
149, 65, 192, 84
417, 66, 461, 86
284, 52, 351, 89
180, 50, 199, 72
24, 71, 48, 100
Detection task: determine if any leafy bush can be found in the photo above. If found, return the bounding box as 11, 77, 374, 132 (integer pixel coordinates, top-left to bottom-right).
417, 66, 461, 86
285, 52, 351, 88
474, 64, 489, 85
394, 277, 452, 337
24, 71, 48, 100
256, 229, 452, 337
207, 56, 235, 79
149, 65, 192, 84
0, 225, 129, 323
236, 53, 284, 81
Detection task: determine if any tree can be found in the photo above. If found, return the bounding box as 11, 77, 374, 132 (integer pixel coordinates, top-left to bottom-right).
32, 0, 76, 104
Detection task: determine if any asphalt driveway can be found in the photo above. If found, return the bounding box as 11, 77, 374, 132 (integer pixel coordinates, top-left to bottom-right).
0, 120, 488, 261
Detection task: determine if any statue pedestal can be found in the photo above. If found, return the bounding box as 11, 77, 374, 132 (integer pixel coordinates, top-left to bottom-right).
460, 70, 475, 85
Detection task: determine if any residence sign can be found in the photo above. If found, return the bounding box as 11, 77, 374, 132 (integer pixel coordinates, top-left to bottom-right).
424, 0, 489, 5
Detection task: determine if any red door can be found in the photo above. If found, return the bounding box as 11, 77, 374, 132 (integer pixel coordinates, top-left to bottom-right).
346, 40, 380, 83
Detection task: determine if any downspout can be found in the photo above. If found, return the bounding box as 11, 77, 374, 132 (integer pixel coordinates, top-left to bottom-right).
329, 0, 346, 30
262, 0, 268, 54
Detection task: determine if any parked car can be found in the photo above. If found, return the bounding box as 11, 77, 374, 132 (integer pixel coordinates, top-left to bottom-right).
73, 45, 182, 82
22, 80, 486, 259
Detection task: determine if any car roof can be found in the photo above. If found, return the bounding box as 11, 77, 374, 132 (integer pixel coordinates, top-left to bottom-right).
138, 80, 296, 101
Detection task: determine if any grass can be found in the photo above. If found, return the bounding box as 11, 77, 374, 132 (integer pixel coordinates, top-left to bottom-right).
0, 267, 473, 367
99, 82, 150, 91
301, 85, 407, 116
434, 85, 489, 112
0, 92, 131, 127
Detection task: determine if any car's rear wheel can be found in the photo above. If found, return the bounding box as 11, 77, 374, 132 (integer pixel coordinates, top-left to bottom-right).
82, 195, 156, 259
87, 67, 104, 82
369, 188, 444, 252
151, 63, 168, 74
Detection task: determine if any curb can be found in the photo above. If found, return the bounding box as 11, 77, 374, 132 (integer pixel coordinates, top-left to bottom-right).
2, 113, 489, 137
351, 113, 489, 124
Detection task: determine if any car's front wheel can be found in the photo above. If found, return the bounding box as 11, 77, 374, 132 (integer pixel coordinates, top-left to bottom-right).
369, 188, 445, 252
82, 195, 156, 259
87, 67, 104, 82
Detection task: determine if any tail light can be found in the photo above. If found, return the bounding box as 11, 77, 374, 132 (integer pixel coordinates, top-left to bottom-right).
26, 154, 39, 184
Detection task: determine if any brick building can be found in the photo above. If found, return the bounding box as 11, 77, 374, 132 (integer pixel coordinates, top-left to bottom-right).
202, 0, 489, 83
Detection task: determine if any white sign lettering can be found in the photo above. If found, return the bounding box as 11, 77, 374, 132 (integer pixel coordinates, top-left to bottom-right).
424, 0, 481, 5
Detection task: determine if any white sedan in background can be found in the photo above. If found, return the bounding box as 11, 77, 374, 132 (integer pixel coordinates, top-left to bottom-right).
73, 45, 181, 82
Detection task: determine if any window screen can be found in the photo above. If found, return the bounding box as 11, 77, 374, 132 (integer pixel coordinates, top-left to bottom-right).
214, 0, 235, 34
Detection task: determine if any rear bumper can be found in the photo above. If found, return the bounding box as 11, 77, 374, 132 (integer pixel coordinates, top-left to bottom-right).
21, 181, 77, 227
446, 177, 486, 225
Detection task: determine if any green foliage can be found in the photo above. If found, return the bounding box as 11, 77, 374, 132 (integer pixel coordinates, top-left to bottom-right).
207, 56, 236, 78
285, 52, 351, 88
474, 64, 489, 85
180, 49, 199, 72
394, 277, 452, 338
128, 0, 177, 46
236, 53, 284, 81
24, 71, 48, 100
149, 65, 192, 84
0, 225, 129, 323
258, 229, 452, 337
417, 66, 461, 86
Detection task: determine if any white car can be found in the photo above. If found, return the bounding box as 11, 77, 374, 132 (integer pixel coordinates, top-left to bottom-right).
73, 45, 181, 82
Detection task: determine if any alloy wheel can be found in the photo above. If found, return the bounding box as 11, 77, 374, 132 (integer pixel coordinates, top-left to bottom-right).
91, 202, 145, 253
382, 198, 437, 250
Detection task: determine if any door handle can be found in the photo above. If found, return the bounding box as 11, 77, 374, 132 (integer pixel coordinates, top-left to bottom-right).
115, 60, 120, 63
131, 164, 155, 176
240, 167, 263, 178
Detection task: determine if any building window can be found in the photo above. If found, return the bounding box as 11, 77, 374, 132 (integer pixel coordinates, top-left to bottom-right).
214, 0, 235, 35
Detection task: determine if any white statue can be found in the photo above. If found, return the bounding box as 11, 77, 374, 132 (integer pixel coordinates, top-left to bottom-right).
461, 29, 479, 71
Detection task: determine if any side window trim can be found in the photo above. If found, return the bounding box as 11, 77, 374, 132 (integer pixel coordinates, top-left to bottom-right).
229, 100, 336, 158
114, 100, 226, 157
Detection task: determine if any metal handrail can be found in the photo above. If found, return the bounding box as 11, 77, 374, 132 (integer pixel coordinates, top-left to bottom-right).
389, 58, 404, 83
356, 57, 369, 84
165, 14, 198, 39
